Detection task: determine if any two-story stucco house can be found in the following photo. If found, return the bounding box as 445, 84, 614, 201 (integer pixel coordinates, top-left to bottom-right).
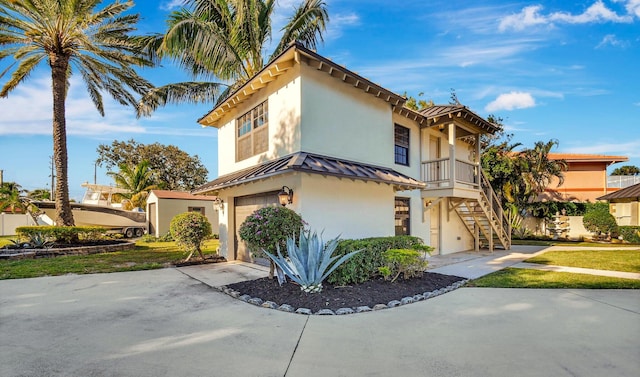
192, 42, 510, 261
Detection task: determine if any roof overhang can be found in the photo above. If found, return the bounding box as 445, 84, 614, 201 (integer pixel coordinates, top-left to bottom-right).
192, 151, 425, 195
198, 42, 406, 128
419, 105, 500, 134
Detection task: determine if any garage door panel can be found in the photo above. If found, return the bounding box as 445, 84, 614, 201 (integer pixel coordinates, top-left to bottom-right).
234, 192, 279, 262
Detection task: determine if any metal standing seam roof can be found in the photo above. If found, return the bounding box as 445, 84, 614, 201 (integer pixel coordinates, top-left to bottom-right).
191, 152, 425, 195
597, 183, 640, 201
419, 105, 500, 133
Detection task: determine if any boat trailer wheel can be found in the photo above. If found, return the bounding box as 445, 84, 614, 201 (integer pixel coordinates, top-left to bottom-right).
125, 228, 134, 238
134, 228, 143, 238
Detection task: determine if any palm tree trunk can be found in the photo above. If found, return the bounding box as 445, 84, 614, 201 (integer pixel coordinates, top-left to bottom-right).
50, 54, 75, 226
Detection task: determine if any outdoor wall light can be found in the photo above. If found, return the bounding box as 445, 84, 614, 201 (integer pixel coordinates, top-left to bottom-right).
278, 186, 294, 206
213, 197, 224, 212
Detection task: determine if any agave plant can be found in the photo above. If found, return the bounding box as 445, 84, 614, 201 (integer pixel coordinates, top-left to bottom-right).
264, 231, 361, 293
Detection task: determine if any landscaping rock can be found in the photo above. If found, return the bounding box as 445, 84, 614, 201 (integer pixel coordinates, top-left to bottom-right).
315, 309, 335, 315
336, 308, 355, 315
413, 294, 425, 301
387, 300, 402, 307
356, 306, 372, 313
400, 297, 414, 305
248, 297, 263, 306
372, 304, 387, 311
239, 294, 252, 302
295, 308, 313, 315
262, 301, 278, 309
277, 304, 295, 312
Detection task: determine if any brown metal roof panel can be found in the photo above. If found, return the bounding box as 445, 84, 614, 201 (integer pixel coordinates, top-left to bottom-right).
597, 183, 640, 200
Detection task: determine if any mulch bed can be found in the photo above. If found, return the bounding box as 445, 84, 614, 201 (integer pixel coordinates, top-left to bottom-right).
173, 255, 227, 267
227, 272, 466, 312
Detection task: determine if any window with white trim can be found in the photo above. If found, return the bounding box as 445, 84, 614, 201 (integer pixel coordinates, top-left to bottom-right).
237, 101, 268, 161
395, 197, 411, 235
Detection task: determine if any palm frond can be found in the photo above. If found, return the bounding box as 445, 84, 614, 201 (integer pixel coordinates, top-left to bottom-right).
137, 81, 224, 117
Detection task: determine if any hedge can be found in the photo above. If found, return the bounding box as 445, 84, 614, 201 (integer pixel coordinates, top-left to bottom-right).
15, 226, 106, 243
619, 226, 640, 244
327, 235, 429, 286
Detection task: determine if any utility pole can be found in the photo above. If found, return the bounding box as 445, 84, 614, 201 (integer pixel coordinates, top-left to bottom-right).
49, 156, 55, 200
0, 169, 3, 186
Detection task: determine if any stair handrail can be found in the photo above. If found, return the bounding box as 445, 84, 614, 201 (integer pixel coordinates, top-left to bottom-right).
479, 170, 511, 247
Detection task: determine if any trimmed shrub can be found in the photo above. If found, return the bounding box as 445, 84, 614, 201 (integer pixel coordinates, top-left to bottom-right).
619, 226, 640, 244
238, 206, 305, 258
327, 236, 426, 285
170, 212, 212, 261
583, 204, 618, 237
378, 248, 429, 282
16, 226, 106, 243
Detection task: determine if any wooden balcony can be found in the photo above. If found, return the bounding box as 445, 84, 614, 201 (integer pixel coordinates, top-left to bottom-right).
421, 157, 481, 199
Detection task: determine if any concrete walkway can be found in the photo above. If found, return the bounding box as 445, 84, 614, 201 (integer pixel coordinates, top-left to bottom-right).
1, 246, 639, 376
427, 244, 640, 280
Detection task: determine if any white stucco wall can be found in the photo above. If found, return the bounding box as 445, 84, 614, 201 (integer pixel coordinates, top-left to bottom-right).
439, 200, 476, 253
299, 64, 393, 166
0, 213, 35, 236
147, 195, 219, 237
298, 174, 395, 239
217, 66, 302, 176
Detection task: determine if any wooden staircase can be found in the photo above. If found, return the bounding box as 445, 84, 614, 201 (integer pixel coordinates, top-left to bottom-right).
449, 173, 511, 251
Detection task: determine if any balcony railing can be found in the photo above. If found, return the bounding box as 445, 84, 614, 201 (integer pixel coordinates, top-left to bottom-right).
421, 157, 479, 188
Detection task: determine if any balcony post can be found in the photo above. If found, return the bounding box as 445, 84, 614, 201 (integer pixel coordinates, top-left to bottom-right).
448, 123, 455, 186
475, 133, 481, 185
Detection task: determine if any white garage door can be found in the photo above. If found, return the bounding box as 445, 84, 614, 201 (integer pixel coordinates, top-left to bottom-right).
234, 192, 279, 261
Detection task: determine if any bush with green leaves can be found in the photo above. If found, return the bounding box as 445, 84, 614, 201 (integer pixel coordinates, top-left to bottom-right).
582, 204, 618, 238
619, 226, 640, 243
327, 236, 427, 285
170, 212, 212, 261
378, 248, 429, 282
239, 206, 305, 277
265, 231, 361, 293
16, 226, 106, 243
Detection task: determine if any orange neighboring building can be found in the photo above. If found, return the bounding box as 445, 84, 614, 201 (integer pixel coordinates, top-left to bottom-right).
539, 153, 628, 202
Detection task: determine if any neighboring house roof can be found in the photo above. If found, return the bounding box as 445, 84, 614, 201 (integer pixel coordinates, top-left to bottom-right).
597, 183, 640, 201
150, 190, 217, 201
192, 152, 425, 194
548, 153, 628, 164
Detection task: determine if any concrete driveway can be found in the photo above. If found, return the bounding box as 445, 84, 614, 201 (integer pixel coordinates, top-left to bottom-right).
1, 267, 639, 377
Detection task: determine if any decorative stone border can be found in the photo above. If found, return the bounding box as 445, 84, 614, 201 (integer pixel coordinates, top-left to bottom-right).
216, 279, 469, 315
0, 241, 135, 260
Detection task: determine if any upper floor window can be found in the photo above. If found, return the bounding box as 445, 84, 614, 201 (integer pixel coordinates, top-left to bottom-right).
395, 124, 409, 166
237, 101, 269, 161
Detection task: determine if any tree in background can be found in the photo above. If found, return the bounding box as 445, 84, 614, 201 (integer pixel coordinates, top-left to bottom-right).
403, 92, 433, 111
107, 161, 158, 210
611, 165, 640, 176
97, 140, 208, 190
0, 0, 154, 226
136, 0, 329, 115
0, 182, 27, 213
27, 189, 51, 201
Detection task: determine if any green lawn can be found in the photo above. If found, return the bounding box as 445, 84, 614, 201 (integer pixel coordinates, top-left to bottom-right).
470, 268, 640, 289
526, 249, 640, 273
0, 238, 220, 280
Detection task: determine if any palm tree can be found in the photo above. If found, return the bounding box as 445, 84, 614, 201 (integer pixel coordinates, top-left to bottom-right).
0, 0, 154, 226
521, 140, 567, 195
0, 182, 27, 213
107, 160, 158, 210
27, 188, 51, 201
137, 0, 328, 115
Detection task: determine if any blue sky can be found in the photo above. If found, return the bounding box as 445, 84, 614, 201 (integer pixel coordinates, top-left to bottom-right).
1, 0, 638, 200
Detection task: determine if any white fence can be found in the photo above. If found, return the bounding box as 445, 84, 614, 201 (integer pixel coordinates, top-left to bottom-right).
0, 213, 36, 236
608, 175, 640, 188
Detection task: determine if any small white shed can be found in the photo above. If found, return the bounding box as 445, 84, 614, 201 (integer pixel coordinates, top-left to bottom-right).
146, 190, 220, 238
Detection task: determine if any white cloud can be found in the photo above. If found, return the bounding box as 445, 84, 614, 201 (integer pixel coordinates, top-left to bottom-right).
562, 139, 640, 158
596, 33, 627, 48
499, 5, 549, 31
499, 1, 633, 32
0, 75, 212, 138
160, 0, 185, 11
625, 0, 640, 17
485, 91, 536, 111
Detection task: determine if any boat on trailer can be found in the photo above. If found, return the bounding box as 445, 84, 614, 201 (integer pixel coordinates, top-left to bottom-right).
31, 183, 147, 238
